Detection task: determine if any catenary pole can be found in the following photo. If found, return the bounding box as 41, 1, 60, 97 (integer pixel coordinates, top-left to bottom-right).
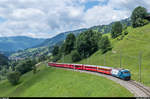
139, 51, 142, 82
120, 51, 122, 68
104, 54, 106, 66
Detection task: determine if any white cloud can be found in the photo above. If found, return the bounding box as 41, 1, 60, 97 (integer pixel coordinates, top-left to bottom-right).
83, 5, 129, 27
0, 0, 149, 38
11, 8, 45, 21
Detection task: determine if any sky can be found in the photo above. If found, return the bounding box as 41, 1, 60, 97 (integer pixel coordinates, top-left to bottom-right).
0, 0, 150, 38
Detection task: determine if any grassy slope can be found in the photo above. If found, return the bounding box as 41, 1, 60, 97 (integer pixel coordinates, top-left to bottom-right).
59, 23, 150, 87
0, 63, 133, 97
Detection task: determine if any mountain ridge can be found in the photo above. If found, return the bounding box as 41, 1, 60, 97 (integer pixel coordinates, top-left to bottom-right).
0, 36, 45, 52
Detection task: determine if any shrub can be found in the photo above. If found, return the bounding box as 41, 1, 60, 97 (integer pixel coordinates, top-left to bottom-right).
124, 30, 128, 35
121, 35, 124, 40
99, 36, 112, 54
111, 21, 123, 39
16, 59, 36, 75
52, 53, 61, 62
32, 65, 37, 74
142, 19, 149, 26
7, 71, 21, 85
71, 50, 81, 62
134, 18, 149, 27
52, 45, 59, 56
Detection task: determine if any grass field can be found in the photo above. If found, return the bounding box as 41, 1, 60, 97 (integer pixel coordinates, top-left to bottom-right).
0, 64, 133, 97
59, 23, 150, 87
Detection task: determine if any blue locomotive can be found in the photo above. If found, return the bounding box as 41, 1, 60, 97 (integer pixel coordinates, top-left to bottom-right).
111, 68, 131, 80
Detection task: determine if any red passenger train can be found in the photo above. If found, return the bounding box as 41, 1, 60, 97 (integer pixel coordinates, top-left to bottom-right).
48, 62, 131, 80
48, 62, 112, 75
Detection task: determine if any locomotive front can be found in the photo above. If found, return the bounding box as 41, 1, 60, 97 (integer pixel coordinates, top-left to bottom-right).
111, 69, 131, 80
120, 69, 131, 80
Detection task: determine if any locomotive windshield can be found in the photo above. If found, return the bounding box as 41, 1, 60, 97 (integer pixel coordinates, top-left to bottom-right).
123, 71, 130, 74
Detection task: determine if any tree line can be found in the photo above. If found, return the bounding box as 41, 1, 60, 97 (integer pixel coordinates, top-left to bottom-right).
52, 29, 112, 62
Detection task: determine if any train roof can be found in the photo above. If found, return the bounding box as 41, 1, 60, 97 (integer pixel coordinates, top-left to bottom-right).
50, 62, 113, 69
84, 64, 113, 69
48, 62, 130, 71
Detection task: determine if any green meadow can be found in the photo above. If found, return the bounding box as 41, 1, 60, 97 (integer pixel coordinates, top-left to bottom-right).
0, 64, 133, 97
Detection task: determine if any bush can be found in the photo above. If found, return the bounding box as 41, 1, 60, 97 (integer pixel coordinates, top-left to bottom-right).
142, 19, 149, 26
124, 30, 128, 35
16, 59, 36, 75
52, 45, 59, 56
111, 21, 123, 39
99, 36, 112, 54
134, 18, 149, 27
71, 50, 81, 62
52, 56, 60, 62
7, 71, 21, 85
120, 35, 124, 40
32, 65, 37, 74
52, 53, 61, 62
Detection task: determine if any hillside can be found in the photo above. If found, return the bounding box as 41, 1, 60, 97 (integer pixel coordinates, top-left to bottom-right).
58, 23, 150, 87
36, 28, 88, 48
0, 63, 133, 97
0, 36, 45, 52
90, 18, 131, 34
10, 18, 130, 59
9, 46, 52, 60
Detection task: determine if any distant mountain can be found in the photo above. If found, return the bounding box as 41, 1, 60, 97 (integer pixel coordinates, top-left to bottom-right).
9, 29, 88, 60
35, 28, 88, 48
0, 36, 45, 52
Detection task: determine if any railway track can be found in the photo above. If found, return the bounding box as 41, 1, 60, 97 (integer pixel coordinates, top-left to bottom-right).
128, 80, 150, 97
53, 67, 150, 97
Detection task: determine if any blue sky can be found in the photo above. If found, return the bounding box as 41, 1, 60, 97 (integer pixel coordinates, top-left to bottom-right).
0, 0, 149, 38
0, 17, 6, 23
82, 0, 109, 11
84, 1, 101, 11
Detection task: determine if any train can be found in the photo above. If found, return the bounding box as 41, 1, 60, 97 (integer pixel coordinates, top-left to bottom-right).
48, 62, 131, 81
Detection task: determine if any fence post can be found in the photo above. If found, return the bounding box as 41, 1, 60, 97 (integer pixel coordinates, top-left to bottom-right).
139, 52, 142, 82
63, 53, 64, 63
120, 51, 122, 68
87, 54, 89, 64
104, 54, 106, 66
83, 50, 85, 65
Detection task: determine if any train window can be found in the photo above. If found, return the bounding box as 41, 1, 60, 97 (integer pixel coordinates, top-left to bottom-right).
98, 68, 110, 71
85, 66, 97, 69
123, 71, 130, 74
75, 66, 82, 68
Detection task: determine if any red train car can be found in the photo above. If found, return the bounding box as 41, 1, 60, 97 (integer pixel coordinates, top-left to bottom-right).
48, 62, 112, 75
